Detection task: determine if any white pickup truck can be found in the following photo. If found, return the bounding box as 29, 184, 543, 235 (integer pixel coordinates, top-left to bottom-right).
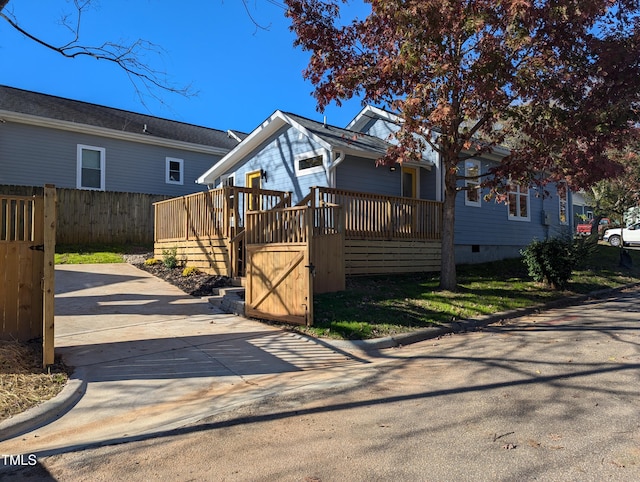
603, 223, 640, 247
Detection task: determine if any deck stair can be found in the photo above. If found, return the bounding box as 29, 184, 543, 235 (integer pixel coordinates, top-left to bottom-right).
207, 285, 245, 316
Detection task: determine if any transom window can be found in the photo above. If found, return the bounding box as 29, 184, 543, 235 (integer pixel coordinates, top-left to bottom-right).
464, 159, 481, 207
166, 157, 184, 185
77, 145, 105, 190
295, 152, 325, 176
508, 183, 530, 221
299, 155, 323, 170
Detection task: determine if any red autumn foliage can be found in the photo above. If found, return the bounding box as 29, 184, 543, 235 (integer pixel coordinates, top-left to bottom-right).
285, 0, 640, 289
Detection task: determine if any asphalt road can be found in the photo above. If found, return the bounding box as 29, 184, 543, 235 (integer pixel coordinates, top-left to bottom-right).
4, 287, 640, 481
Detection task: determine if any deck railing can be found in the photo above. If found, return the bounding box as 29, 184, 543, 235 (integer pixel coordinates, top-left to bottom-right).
301, 187, 442, 240
245, 204, 343, 245
154, 187, 292, 242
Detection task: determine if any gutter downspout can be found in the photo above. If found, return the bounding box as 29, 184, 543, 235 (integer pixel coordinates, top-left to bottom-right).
328, 150, 346, 188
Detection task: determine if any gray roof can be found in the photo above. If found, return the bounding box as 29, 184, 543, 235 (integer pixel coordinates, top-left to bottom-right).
283, 111, 391, 156
0, 85, 243, 149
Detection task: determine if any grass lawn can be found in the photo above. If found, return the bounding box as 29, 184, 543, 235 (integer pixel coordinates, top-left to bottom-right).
54, 243, 151, 264
304, 244, 640, 340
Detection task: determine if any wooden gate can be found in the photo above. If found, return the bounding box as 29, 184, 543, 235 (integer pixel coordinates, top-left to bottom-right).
245, 207, 314, 326
0, 185, 56, 366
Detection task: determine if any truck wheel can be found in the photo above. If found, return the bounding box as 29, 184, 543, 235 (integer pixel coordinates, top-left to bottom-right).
609, 235, 621, 247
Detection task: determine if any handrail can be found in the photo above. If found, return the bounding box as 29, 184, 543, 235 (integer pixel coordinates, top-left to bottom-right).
314, 186, 442, 240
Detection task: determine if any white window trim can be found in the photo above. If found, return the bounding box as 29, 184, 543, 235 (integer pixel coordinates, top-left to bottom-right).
558, 183, 568, 225
221, 173, 235, 187
294, 150, 326, 177
166, 157, 184, 185
464, 159, 481, 207
76, 144, 106, 191
507, 184, 531, 222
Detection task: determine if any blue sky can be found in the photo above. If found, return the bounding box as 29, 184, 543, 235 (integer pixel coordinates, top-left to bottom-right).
0, 0, 370, 134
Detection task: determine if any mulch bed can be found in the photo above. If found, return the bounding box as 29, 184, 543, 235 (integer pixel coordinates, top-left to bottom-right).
132, 260, 231, 297
0, 340, 70, 421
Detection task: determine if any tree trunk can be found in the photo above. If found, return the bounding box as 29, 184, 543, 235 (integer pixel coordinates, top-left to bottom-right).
439, 168, 458, 291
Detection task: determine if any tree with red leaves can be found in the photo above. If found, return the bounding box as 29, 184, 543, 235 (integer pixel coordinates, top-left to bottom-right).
587, 128, 640, 226
285, 0, 640, 290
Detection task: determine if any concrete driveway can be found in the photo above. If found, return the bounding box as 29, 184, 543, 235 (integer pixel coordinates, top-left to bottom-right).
0, 263, 372, 456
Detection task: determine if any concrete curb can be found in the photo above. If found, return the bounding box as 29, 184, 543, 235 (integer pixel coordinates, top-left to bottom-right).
0, 370, 87, 443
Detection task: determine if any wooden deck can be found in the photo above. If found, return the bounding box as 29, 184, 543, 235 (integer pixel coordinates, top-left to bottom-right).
154, 186, 443, 278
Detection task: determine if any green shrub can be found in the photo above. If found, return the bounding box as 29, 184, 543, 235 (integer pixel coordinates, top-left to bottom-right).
182, 266, 199, 277
521, 236, 595, 290
571, 235, 599, 269
161, 247, 178, 269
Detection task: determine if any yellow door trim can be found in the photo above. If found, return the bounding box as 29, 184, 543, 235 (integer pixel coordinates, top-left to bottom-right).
246, 171, 261, 210
402, 167, 417, 198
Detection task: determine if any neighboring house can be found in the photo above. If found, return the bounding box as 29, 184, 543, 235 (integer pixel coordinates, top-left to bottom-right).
572, 190, 594, 225
196, 105, 573, 264
0, 85, 244, 196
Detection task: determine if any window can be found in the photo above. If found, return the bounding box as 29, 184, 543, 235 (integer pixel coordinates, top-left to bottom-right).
299, 155, 323, 170
508, 183, 530, 221
166, 157, 184, 185
77, 145, 105, 190
464, 159, 481, 207
558, 183, 568, 224
295, 152, 325, 176
222, 174, 234, 187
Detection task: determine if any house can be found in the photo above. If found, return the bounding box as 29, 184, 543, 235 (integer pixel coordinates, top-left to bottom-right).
195, 109, 432, 202
196, 106, 572, 264
0, 85, 244, 197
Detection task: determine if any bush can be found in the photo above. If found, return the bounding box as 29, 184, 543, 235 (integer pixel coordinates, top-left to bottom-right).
161, 247, 178, 269
182, 266, 199, 277
144, 258, 160, 266
521, 236, 595, 290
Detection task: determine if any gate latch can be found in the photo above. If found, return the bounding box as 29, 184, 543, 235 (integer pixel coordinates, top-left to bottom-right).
305, 263, 316, 277
30, 244, 45, 252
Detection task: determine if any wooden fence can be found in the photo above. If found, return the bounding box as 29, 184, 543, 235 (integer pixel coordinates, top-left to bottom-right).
0, 185, 167, 245
1, 186, 56, 367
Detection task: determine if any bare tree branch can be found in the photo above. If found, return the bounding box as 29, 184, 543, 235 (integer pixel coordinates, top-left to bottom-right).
0, 0, 195, 106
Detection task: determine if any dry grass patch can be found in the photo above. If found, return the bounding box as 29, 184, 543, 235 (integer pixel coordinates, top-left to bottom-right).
0, 340, 70, 422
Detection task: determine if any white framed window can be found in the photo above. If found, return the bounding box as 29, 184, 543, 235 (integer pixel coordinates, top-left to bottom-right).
464, 159, 481, 207
77, 144, 105, 190
166, 157, 184, 185
222, 174, 235, 187
508, 183, 530, 221
295, 151, 325, 176
558, 182, 568, 224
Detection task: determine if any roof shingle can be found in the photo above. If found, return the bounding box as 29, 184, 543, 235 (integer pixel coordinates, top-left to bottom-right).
0, 85, 242, 149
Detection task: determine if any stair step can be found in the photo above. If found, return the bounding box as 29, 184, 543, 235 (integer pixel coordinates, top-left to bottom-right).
208, 285, 245, 316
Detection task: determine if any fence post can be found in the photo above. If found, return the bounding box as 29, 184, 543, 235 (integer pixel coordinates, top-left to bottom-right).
42, 184, 56, 368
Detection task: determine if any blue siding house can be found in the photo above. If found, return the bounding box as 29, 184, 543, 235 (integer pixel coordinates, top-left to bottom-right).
0, 85, 243, 196
197, 106, 573, 264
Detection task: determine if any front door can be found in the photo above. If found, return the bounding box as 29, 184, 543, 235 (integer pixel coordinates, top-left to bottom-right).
246, 171, 261, 210
402, 167, 417, 198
